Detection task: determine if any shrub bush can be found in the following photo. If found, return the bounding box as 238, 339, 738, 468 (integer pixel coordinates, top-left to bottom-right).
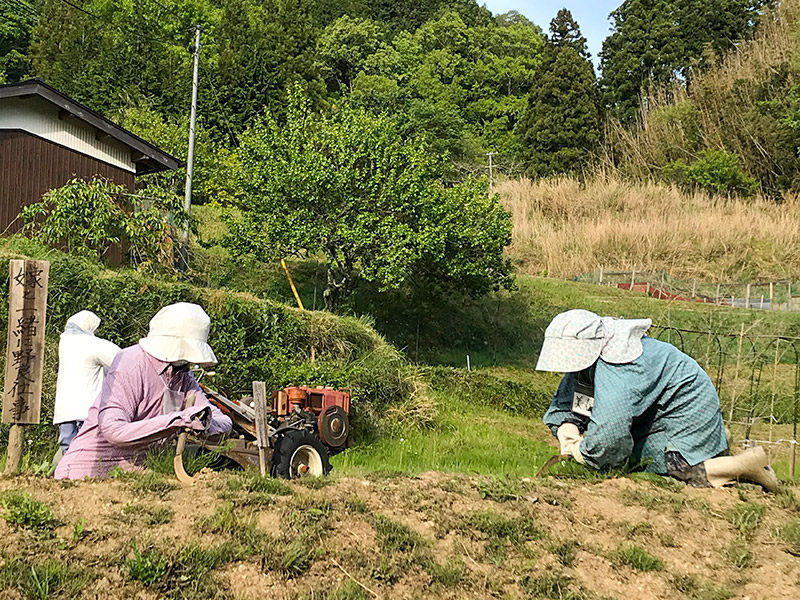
663, 150, 759, 197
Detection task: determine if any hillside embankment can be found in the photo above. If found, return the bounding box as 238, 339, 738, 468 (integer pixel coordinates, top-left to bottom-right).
1, 468, 799, 600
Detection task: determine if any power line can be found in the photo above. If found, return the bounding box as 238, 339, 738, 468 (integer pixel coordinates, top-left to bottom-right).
5, 0, 40, 20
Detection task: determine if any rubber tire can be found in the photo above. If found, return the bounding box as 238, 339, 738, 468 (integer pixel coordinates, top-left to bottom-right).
271, 429, 332, 479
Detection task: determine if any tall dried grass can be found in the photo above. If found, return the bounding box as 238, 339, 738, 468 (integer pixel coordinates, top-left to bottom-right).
498, 177, 800, 281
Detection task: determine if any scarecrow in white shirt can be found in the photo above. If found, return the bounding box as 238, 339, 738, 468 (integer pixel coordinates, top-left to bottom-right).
52, 311, 120, 457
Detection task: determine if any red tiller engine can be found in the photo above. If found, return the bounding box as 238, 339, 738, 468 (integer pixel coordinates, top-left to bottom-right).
272, 386, 351, 449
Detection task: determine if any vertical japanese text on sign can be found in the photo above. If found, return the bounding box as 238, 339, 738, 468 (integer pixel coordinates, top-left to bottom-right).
2, 260, 49, 425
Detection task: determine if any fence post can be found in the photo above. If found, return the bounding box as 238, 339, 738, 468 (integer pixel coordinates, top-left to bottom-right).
730, 323, 745, 424
692, 280, 696, 299
770, 282, 774, 310
630, 267, 636, 290
760, 295, 764, 310
769, 339, 780, 462
715, 283, 720, 305
599, 266, 604, 285
745, 284, 751, 309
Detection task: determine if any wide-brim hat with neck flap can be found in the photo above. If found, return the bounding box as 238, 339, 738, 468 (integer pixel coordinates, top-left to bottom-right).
139, 302, 217, 366
536, 309, 652, 373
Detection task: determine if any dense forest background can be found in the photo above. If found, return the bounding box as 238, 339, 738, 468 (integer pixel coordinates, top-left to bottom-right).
3, 0, 793, 196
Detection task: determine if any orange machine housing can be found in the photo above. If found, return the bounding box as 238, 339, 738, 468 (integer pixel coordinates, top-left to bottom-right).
272, 386, 350, 417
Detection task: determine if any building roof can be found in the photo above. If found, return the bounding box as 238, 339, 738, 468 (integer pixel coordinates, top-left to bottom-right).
0, 79, 181, 175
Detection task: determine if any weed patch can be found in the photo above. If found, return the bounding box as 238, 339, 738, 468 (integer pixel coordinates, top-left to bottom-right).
295, 580, 371, 600
619, 521, 654, 539
131, 471, 177, 497
724, 536, 753, 569
293, 476, 334, 489
125, 539, 235, 598
547, 540, 578, 567
773, 487, 799, 510
285, 497, 333, 537
369, 514, 427, 555
0, 557, 93, 600
778, 518, 800, 555
619, 486, 707, 514
219, 470, 292, 500
121, 503, 173, 526
477, 476, 525, 502
615, 544, 663, 571
521, 572, 588, 600
0, 490, 59, 532
426, 557, 465, 587
672, 574, 734, 600
125, 541, 169, 588
343, 497, 368, 514
464, 510, 542, 563
726, 502, 765, 537
71, 517, 87, 543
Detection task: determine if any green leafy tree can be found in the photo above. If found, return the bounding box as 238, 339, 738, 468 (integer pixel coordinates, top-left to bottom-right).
214, 0, 324, 131
516, 9, 601, 177
224, 88, 513, 311
20, 178, 188, 268
0, 0, 38, 82
116, 103, 226, 205
600, 0, 772, 123
31, 0, 212, 115
317, 15, 382, 93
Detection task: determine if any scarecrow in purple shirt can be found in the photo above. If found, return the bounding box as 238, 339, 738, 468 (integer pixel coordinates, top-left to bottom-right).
55, 303, 233, 479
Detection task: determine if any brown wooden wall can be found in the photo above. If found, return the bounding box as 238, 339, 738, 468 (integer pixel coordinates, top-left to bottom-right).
0, 129, 135, 263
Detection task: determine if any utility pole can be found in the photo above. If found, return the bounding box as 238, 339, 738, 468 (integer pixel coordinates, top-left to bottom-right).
180, 24, 201, 272
487, 151, 494, 196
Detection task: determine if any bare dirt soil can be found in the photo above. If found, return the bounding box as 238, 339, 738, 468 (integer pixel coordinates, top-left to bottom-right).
0, 469, 798, 600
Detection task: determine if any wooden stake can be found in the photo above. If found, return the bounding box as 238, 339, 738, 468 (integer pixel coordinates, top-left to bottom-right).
770, 281, 774, 310
3, 425, 24, 476
252, 381, 269, 476
745, 284, 751, 309
715, 283, 720, 305
630, 267, 636, 290
598, 266, 604, 285
691, 280, 696, 299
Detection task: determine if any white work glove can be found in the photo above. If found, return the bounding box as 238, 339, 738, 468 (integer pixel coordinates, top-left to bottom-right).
556, 422, 586, 464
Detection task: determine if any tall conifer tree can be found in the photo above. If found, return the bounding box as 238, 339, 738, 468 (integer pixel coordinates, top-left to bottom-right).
516, 9, 601, 177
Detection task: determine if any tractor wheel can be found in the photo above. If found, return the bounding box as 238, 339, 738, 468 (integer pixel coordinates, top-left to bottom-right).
271, 430, 332, 479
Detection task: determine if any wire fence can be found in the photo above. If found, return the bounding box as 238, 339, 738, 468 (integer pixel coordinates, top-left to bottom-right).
577, 269, 800, 311
651, 325, 799, 477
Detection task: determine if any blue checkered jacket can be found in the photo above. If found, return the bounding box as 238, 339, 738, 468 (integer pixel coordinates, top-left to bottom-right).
543, 337, 727, 473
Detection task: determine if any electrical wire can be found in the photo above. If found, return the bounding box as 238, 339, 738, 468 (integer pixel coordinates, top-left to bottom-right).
5, 0, 40, 21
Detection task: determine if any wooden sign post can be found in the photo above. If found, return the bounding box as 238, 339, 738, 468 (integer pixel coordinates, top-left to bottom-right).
2, 260, 49, 475
252, 381, 269, 476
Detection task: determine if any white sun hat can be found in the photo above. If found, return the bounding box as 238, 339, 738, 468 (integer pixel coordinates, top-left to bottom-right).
139, 302, 218, 366
536, 309, 652, 372
64, 310, 100, 335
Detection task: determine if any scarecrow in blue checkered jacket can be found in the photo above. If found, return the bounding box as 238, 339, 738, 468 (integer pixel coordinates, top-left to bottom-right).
539, 309, 778, 492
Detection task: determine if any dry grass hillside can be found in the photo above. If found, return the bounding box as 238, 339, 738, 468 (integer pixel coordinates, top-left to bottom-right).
1, 468, 799, 600
498, 177, 800, 282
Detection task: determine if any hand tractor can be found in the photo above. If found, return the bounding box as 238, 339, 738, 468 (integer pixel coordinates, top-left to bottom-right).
176, 381, 351, 482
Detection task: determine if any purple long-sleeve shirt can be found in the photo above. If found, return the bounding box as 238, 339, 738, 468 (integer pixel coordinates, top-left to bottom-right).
54, 344, 232, 479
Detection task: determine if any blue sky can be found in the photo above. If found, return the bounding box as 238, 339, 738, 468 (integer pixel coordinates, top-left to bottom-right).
481, 1, 622, 63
